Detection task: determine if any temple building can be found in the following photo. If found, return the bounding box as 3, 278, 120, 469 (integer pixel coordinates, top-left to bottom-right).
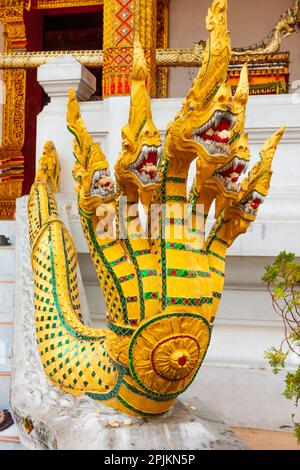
0, 0, 299, 449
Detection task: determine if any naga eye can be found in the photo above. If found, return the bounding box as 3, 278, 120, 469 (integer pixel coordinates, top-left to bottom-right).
189, 102, 195, 111
123, 140, 130, 148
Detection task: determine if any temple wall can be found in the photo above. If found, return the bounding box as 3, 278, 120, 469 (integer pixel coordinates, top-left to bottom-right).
169, 0, 300, 97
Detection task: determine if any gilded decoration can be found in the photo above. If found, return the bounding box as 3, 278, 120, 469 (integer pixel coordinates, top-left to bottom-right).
0, 0, 103, 219
103, 0, 135, 96
0, 0, 27, 219
0, 48, 291, 71
103, 0, 157, 97
0, 48, 291, 97
234, 0, 299, 55
33, 0, 102, 8
0, 49, 104, 68
28, 1, 284, 417
156, 0, 169, 98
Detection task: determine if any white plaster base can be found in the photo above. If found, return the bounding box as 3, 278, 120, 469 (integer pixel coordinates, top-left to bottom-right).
183, 365, 300, 431
10, 196, 246, 450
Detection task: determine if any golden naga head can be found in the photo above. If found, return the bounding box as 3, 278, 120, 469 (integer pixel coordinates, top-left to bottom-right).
67, 88, 115, 212
221, 126, 285, 246
115, 39, 162, 192
36, 141, 60, 193
166, 0, 236, 166
281, 0, 299, 37
205, 64, 251, 214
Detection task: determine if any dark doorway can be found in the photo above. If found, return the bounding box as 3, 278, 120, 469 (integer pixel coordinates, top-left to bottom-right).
22, 6, 103, 195
43, 11, 103, 98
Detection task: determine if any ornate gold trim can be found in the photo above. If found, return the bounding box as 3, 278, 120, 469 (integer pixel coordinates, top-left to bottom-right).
0, 1, 27, 220
103, 0, 157, 97
0, 48, 291, 69
0, 1, 102, 10
33, 0, 103, 8
0, 49, 103, 68
1, 69, 26, 148
156, 0, 169, 98
0, 199, 17, 220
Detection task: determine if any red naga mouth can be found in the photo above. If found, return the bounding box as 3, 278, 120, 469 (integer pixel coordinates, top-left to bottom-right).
193, 110, 236, 156
215, 157, 249, 192
201, 118, 232, 143
130, 145, 163, 186
91, 169, 115, 197
238, 190, 265, 216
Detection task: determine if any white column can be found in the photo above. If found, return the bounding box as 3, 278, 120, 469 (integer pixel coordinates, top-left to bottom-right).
37, 56, 96, 199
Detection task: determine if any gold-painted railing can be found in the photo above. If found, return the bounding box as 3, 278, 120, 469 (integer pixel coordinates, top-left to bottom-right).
0, 48, 202, 69
0, 47, 293, 69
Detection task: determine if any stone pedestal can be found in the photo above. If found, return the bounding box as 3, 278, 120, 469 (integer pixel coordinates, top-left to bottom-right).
10, 196, 246, 451
38, 56, 96, 103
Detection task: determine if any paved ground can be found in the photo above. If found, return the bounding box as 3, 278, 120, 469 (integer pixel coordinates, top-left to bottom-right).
1, 424, 299, 450
233, 428, 300, 450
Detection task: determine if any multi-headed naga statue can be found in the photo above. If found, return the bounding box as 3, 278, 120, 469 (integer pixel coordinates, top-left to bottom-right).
28, 0, 284, 417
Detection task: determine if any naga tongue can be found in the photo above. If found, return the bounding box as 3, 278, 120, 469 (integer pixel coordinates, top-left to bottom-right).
136, 150, 158, 176
214, 118, 231, 132
250, 199, 261, 210
200, 118, 231, 143
225, 172, 239, 183
141, 163, 157, 179
221, 164, 245, 180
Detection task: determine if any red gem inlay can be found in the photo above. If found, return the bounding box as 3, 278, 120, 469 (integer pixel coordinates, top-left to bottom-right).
178, 356, 187, 366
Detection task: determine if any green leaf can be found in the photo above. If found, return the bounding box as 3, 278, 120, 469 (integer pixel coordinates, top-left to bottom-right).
273, 288, 285, 299
265, 348, 288, 374
284, 367, 300, 406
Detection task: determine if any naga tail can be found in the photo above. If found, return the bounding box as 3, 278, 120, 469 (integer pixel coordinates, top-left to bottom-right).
28, 141, 122, 406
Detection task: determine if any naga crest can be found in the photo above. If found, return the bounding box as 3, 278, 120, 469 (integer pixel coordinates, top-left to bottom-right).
35, 140, 60, 192
115, 39, 163, 194
209, 127, 285, 247
28, 0, 284, 417
166, 0, 235, 171
201, 63, 251, 216
67, 89, 115, 213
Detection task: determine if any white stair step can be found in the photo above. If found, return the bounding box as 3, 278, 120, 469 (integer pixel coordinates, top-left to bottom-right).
0, 423, 18, 438
0, 283, 14, 314
0, 372, 11, 409
0, 440, 22, 450
0, 249, 15, 280
0, 313, 13, 323
0, 424, 22, 449
0, 358, 11, 371
0, 221, 16, 245
0, 321, 12, 362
